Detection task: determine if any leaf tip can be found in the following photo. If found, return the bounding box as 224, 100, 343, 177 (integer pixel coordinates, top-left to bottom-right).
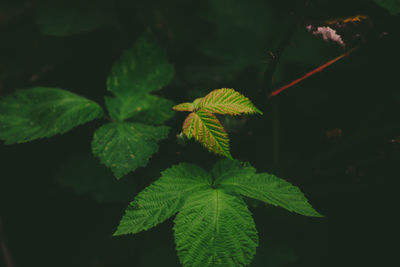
173, 102, 194, 112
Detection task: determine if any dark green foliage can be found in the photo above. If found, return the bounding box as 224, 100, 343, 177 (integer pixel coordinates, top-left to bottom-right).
375, 0, 400, 15
34, 0, 115, 36
92, 122, 169, 179
115, 159, 321, 266
92, 31, 175, 178
0, 87, 103, 144
106, 30, 174, 96
56, 154, 137, 202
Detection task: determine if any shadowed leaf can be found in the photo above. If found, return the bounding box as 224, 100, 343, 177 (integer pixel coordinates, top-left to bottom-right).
92, 122, 169, 179
0, 87, 103, 144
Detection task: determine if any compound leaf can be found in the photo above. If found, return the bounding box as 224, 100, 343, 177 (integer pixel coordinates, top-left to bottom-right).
217, 160, 322, 217
174, 88, 261, 158
114, 163, 211, 235
0, 87, 103, 144
92, 122, 169, 179
199, 88, 262, 115
211, 159, 256, 184
95, 31, 174, 177
174, 189, 258, 267
182, 110, 231, 159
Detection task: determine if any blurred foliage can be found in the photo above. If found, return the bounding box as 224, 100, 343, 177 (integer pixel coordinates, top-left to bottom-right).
56, 153, 137, 203
375, 0, 400, 15
34, 0, 116, 36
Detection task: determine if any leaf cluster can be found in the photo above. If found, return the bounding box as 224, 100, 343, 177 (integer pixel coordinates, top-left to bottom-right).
173, 88, 262, 159
115, 159, 322, 267
0, 30, 175, 179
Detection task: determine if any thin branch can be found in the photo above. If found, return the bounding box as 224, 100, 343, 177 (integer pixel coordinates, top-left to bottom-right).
262, 0, 309, 97
270, 46, 358, 97
0, 217, 14, 267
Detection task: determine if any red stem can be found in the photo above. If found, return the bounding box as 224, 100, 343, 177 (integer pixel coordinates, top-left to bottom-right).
271, 47, 358, 97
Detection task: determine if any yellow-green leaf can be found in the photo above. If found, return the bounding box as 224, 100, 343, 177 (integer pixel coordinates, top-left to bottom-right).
182, 111, 231, 159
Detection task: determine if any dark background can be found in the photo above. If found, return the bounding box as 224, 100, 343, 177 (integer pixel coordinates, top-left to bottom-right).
1, 0, 399, 266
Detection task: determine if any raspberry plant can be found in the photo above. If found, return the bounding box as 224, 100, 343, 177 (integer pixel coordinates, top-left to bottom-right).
0, 30, 322, 267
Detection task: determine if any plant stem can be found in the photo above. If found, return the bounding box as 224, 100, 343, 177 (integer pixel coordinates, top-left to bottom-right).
270, 46, 359, 97
0, 218, 14, 267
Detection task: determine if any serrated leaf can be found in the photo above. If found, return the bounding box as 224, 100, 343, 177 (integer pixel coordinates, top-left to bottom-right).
217, 160, 322, 217
56, 153, 136, 203
199, 88, 262, 115
92, 122, 169, 179
105, 93, 174, 123
375, 0, 400, 15
0, 87, 103, 144
182, 111, 231, 159
211, 159, 256, 184
34, 0, 115, 36
97, 31, 174, 177
107, 30, 174, 96
172, 102, 194, 112
174, 189, 258, 267
114, 163, 211, 235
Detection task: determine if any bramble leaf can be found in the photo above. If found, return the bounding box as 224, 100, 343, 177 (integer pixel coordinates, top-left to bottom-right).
182, 110, 231, 159
172, 102, 194, 112
116, 160, 322, 266
216, 159, 323, 217
199, 88, 262, 115
0, 87, 103, 144
114, 163, 211, 235
92, 122, 169, 179
174, 88, 261, 158
93, 31, 175, 177
174, 189, 258, 267
105, 93, 174, 123
107, 30, 174, 96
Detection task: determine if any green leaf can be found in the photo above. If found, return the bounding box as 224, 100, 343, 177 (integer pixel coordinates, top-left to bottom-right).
56, 153, 137, 203
34, 0, 115, 36
172, 102, 194, 112
211, 159, 256, 184
198, 88, 262, 115
114, 163, 211, 235
0, 87, 103, 144
95, 31, 175, 177
182, 110, 231, 159
107, 30, 174, 96
375, 0, 400, 15
92, 122, 169, 179
105, 93, 174, 123
174, 189, 258, 267
174, 88, 261, 158
216, 160, 323, 217
116, 160, 322, 266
